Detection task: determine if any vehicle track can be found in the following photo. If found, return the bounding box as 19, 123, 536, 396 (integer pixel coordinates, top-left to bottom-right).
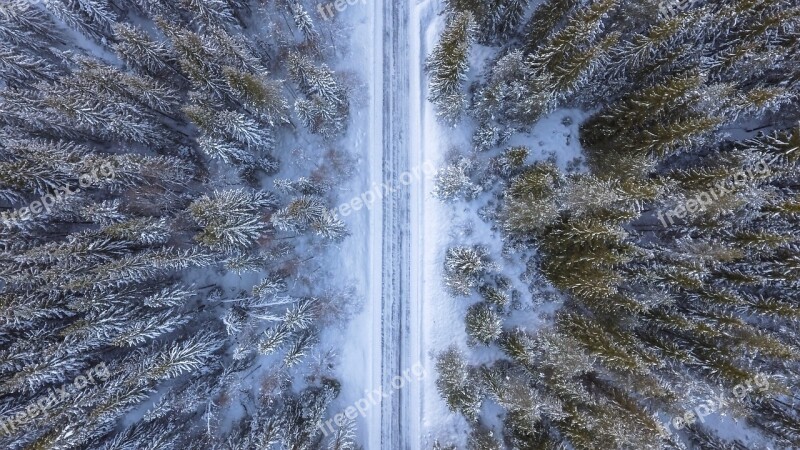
378, 0, 411, 448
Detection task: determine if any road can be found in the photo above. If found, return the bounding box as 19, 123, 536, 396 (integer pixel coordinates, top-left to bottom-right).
369, 0, 436, 448
379, 0, 411, 448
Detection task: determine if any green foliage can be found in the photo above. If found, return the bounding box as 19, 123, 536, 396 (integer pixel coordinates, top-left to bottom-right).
522, 0, 579, 53
430, 0, 800, 447
502, 162, 562, 235
558, 314, 650, 374
435, 347, 485, 421
222, 67, 290, 125
465, 302, 503, 345
445, 0, 528, 43
426, 12, 477, 123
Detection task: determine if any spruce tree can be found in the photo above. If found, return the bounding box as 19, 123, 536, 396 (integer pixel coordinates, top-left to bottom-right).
426, 12, 476, 124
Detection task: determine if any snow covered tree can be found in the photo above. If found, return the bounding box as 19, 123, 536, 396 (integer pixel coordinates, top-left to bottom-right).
465, 302, 503, 345
289, 1, 318, 41
222, 67, 290, 125
502, 162, 562, 235
479, 284, 508, 307
433, 156, 482, 201
426, 12, 476, 124
445, 0, 528, 43
443, 245, 493, 295
525, 0, 620, 105
113, 24, 177, 77
522, 0, 578, 53
0, 0, 355, 447
435, 347, 485, 421
42, 0, 117, 42
429, 0, 800, 447
287, 52, 350, 137
271, 195, 347, 241
188, 189, 275, 252
467, 424, 503, 450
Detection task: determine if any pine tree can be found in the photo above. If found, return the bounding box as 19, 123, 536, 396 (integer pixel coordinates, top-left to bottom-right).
189, 189, 275, 252
432, 156, 482, 201
435, 347, 485, 421
522, 0, 579, 54
502, 162, 562, 235
0, 0, 354, 447
443, 246, 493, 296
179, 0, 235, 28
271, 196, 347, 240
467, 424, 503, 450
558, 314, 651, 375
222, 67, 290, 125
0, 1, 61, 47
445, 0, 528, 43
525, 0, 619, 102
289, 1, 318, 41
426, 12, 476, 123
42, 0, 117, 42
465, 302, 503, 345
0, 43, 61, 85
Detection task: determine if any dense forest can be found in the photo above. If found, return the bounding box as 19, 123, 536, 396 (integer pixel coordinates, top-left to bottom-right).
3, 0, 800, 448
428, 0, 800, 448
0, 0, 361, 449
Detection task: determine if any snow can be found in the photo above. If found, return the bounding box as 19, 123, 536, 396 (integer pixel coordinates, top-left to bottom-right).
512, 108, 591, 171
411, 3, 595, 446
309, 0, 381, 447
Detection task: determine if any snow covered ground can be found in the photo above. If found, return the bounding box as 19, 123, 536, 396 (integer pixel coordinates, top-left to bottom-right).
316, 2, 602, 448
411, 1, 463, 447
332, 1, 795, 448
315, 0, 381, 447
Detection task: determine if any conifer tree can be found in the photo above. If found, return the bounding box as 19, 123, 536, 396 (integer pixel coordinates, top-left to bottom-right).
188, 189, 275, 252
465, 302, 503, 345
445, 0, 528, 43
443, 245, 493, 295
0, 0, 354, 447
435, 347, 485, 421
426, 12, 476, 124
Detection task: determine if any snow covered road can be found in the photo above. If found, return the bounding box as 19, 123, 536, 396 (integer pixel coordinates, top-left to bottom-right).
370, 0, 439, 448
376, 0, 411, 448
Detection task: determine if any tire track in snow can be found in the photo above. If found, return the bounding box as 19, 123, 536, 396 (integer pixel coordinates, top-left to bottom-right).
378, 0, 411, 449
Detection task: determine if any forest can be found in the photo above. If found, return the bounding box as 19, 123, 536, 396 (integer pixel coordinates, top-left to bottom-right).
2, 0, 799, 448
0, 0, 362, 448
428, 0, 800, 448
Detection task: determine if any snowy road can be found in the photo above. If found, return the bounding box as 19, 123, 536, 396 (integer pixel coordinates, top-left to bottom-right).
377, 0, 411, 448
370, 0, 436, 448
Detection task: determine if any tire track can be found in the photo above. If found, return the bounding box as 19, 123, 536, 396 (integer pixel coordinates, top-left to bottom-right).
379, 0, 411, 449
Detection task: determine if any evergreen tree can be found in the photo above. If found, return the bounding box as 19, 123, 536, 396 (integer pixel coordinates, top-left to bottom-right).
188, 189, 275, 252
465, 302, 502, 346
435, 347, 485, 421
0, 0, 355, 447
443, 246, 493, 296
426, 12, 476, 124
445, 0, 528, 43
428, 0, 800, 447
